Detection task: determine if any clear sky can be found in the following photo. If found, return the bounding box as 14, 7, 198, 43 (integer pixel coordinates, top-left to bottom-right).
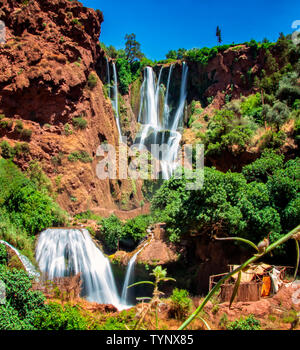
82, 0, 300, 61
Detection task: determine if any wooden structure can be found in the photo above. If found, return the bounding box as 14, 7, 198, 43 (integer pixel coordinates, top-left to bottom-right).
209, 264, 293, 303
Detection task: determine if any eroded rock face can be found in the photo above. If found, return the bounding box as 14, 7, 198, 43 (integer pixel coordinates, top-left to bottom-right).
0, 0, 143, 214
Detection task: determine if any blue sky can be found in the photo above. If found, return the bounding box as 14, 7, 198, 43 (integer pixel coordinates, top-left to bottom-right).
82, 0, 300, 60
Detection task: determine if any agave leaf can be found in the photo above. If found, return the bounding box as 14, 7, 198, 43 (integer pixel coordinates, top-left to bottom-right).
229, 271, 242, 308
214, 236, 259, 252
294, 240, 299, 281
198, 316, 211, 330
128, 281, 154, 289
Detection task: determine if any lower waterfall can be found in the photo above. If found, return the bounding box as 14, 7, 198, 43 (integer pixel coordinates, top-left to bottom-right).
36, 228, 128, 310
120, 232, 154, 305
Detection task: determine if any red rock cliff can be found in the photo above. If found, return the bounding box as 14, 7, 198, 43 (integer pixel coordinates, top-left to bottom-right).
0, 0, 143, 215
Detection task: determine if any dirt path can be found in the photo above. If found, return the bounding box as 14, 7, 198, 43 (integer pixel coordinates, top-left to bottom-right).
91, 202, 151, 220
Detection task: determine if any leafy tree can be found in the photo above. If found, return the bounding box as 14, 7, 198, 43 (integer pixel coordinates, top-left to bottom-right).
265, 101, 290, 130
166, 50, 177, 60
124, 33, 144, 63
216, 26, 222, 45
151, 157, 299, 256
242, 150, 284, 183
123, 215, 152, 243
99, 215, 124, 251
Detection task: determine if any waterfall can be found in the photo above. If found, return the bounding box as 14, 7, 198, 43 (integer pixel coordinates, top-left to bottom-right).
120, 232, 154, 305
111, 62, 122, 139
0, 240, 39, 279
36, 228, 127, 309
105, 57, 111, 99
163, 64, 174, 128
136, 63, 188, 179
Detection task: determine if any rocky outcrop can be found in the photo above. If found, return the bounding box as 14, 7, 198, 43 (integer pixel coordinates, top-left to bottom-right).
0, 0, 143, 214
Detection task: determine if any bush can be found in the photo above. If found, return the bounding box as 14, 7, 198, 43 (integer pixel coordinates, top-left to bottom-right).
33, 302, 88, 330
21, 128, 32, 140
87, 73, 97, 89
0, 244, 7, 265
0, 159, 67, 235
99, 215, 123, 251
123, 215, 152, 243
14, 120, 24, 134
0, 265, 46, 329
68, 151, 93, 163
170, 288, 192, 320
0, 141, 15, 159
226, 315, 261, 330
72, 117, 87, 130
202, 109, 254, 156
242, 150, 284, 183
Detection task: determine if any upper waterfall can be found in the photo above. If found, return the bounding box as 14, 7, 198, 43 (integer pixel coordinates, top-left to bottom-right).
135, 62, 189, 179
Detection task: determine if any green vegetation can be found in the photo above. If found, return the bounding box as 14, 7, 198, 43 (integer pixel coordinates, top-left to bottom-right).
0, 264, 46, 330
68, 150, 93, 163
99, 214, 152, 251
226, 315, 261, 330
170, 288, 192, 320
33, 302, 88, 330
0, 159, 66, 258
87, 73, 97, 89
151, 155, 299, 255
72, 116, 88, 130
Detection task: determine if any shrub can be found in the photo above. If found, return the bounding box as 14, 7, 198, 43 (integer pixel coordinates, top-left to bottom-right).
0, 159, 67, 235
170, 288, 192, 320
0, 244, 7, 265
226, 315, 261, 330
87, 73, 97, 89
0, 141, 15, 159
33, 302, 88, 330
99, 215, 123, 251
68, 151, 93, 163
0, 265, 46, 329
64, 123, 73, 136
21, 129, 32, 140
123, 215, 152, 243
242, 150, 284, 183
72, 117, 87, 130
14, 120, 24, 134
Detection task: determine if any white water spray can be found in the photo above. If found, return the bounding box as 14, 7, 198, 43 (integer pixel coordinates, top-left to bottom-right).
36, 228, 128, 309
105, 57, 111, 99
0, 240, 39, 279
120, 232, 154, 305
111, 62, 122, 139
136, 63, 189, 179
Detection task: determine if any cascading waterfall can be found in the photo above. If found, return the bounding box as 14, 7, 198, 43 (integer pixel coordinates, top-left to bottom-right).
105, 57, 111, 99
36, 228, 127, 309
111, 62, 122, 139
120, 232, 154, 305
136, 62, 189, 179
0, 240, 39, 279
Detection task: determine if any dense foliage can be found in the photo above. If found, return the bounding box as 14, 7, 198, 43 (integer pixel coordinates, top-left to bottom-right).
99, 214, 152, 251
0, 159, 66, 258
0, 264, 46, 330
151, 154, 299, 256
